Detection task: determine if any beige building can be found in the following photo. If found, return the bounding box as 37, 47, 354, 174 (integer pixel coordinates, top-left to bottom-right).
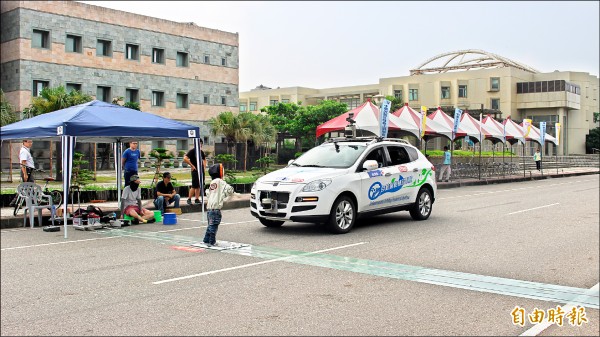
240, 50, 599, 155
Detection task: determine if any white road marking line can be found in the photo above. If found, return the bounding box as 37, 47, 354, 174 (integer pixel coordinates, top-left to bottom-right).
519, 283, 599, 336
508, 203, 560, 215
438, 179, 597, 200
1, 236, 117, 250
152, 242, 366, 285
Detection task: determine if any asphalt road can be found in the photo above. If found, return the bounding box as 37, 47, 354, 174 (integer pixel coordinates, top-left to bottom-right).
1, 175, 598, 336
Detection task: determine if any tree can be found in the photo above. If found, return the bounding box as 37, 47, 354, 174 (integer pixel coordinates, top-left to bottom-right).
586, 127, 600, 153
0, 89, 17, 126
385, 95, 403, 113
20, 86, 93, 180
262, 100, 348, 149
300, 100, 348, 144
22, 86, 93, 118
112, 96, 141, 111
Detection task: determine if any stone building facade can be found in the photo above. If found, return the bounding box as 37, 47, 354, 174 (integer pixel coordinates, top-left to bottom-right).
1, 1, 239, 170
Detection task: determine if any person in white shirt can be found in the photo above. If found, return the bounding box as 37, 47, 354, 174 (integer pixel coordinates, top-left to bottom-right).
202, 163, 235, 246
19, 139, 35, 182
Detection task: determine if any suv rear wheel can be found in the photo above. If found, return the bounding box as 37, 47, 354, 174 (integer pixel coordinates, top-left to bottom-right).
409, 188, 432, 220
326, 195, 356, 234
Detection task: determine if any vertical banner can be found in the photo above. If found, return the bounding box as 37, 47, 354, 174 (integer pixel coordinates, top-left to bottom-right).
379, 98, 391, 138
555, 122, 561, 145
452, 108, 463, 140
540, 121, 546, 144
523, 119, 532, 138
420, 106, 427, 138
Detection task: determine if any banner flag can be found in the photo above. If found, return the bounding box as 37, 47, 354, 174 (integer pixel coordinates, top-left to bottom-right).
540, 121, 546, 144
555, 122, 561, 145
420, 106, 427, 138
523, 119, 532, 138
452, 108, 463, 139
379, 98, 391, 138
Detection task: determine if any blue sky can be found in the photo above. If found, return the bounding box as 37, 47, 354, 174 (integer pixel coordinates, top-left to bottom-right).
81, 1, 599, 92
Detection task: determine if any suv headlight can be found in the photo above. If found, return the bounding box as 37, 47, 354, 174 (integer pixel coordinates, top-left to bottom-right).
302, 179, 332, 192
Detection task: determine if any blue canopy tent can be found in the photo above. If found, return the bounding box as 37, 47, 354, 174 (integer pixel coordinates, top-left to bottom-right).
1, 100, 204, 238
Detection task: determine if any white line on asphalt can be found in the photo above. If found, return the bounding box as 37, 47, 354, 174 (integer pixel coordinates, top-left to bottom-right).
152, 242, 367, 285
1, 236, 117, 250
507, 203, 560, 215
438, 179, 597, 200
519, 283, 599, 336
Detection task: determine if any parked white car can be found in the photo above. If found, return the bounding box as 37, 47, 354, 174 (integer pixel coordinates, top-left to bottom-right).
250, 137, 437, 234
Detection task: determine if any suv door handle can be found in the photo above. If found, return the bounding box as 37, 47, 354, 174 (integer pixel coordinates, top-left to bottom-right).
413, 168, 419, 172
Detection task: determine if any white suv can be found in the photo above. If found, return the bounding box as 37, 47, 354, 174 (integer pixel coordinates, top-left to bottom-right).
250, 137, 437, 234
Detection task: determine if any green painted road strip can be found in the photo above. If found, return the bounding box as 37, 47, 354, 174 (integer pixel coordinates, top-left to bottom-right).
96, 228, 599, 308
226, 245, 599, 308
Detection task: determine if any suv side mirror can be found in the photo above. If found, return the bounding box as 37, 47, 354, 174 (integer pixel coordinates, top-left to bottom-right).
363, 160, 379, 171
288, 159, 295, 166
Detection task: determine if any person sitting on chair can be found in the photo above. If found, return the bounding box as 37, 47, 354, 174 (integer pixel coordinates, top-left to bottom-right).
153, 172, 180, 215
121, 175, 155, 224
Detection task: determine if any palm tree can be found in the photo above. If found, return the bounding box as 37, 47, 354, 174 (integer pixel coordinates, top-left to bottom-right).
21, 86, 93, 179
208, 111, 240, 168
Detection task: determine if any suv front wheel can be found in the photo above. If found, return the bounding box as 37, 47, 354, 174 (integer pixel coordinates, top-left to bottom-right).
326, 195, 356, 234
410, 188, 432, 220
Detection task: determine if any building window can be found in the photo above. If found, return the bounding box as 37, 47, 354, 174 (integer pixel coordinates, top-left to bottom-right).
96, 86, 111, 102
409, 89, 419, 101
125, 44, 139, 60
458, 85, 468, 98
32, 29, 50, 49
239, 104, 247, 112
66, 83, 81, 93
203, 95, 210, 104
32, 80, 49, 97
221, 57, 227, 66
490, 77, 500, 91
96, 39, 112, 57
441, 86, 450, 99
270, 99, 279, 105
176, 52, 189, 67
125, 88, 139, 103
152, 91, 165, 106
221, 96, 227, 105
204, 54, 210, 64
65, 34, 82, 53
393, 90, 403, 99
177, 140, 189, 152
152, 48, 165, 64
491, 98, 500, 110
176, 93, 189, 109
282, 99, 290, 103
249, 102, 257, 111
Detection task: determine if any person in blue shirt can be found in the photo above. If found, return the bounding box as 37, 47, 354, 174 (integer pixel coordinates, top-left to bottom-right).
439, 146, 451, 182
122, 141, 140, 187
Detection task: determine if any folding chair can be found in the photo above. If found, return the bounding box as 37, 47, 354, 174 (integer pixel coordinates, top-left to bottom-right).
16, 182, 54, 228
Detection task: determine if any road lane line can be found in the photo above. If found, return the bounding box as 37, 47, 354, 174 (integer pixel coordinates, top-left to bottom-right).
152, 242, 366, 284
508, 203, 560, 215
1, 236, 118, 250
519, 283, 599, 336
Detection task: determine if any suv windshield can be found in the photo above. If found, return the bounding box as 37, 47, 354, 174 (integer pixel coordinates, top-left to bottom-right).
291, 143, 367, 168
